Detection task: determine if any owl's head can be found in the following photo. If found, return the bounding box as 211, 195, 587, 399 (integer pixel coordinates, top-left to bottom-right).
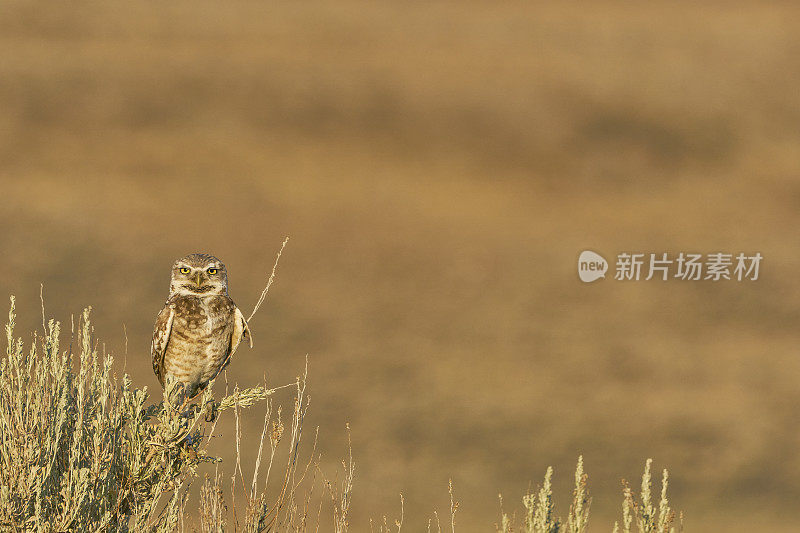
169, 253, 229, 297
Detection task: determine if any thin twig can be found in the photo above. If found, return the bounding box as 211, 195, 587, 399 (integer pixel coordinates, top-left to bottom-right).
449, 479, 457, 533
247, 237, 289, 323
40, 283, 46, 336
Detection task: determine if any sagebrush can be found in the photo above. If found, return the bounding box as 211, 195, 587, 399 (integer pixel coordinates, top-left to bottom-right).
0, 296, 353, 532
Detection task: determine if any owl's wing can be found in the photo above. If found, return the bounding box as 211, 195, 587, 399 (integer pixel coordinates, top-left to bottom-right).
219, 307, 252, 374
231, 306, 253, 352
237, 306, 254, 348
151, 304, 175, 387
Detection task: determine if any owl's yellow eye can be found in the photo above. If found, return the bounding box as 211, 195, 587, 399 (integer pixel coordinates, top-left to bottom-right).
179, 267, 190, 275
207, 268, 218, 275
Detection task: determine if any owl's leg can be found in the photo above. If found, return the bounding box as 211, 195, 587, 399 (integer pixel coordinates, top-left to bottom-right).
181, 383, 215, 423
164, 379, 196, 422
165, 380, 189, 407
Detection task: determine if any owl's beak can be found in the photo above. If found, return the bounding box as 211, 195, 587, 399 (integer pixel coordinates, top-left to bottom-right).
195, 272, 203, 287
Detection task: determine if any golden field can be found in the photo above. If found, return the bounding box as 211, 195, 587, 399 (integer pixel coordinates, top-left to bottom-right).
1, 1, 799, 530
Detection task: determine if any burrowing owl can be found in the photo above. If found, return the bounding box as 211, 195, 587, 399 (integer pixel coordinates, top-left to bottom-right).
151, 253, 251, 401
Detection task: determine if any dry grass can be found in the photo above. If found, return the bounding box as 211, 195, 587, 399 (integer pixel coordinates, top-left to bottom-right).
1, 296, 682, 531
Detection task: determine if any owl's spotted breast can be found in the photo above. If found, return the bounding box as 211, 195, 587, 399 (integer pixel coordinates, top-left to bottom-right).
160, 295, 235, 397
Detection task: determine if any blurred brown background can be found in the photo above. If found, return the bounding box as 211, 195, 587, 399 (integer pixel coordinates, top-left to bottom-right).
2, 1, 799, 530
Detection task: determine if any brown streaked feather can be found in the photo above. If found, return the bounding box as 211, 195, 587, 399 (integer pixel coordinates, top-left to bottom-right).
237, 307, 253, 348
217, 307, 252, 376
151, 304, 174, 387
